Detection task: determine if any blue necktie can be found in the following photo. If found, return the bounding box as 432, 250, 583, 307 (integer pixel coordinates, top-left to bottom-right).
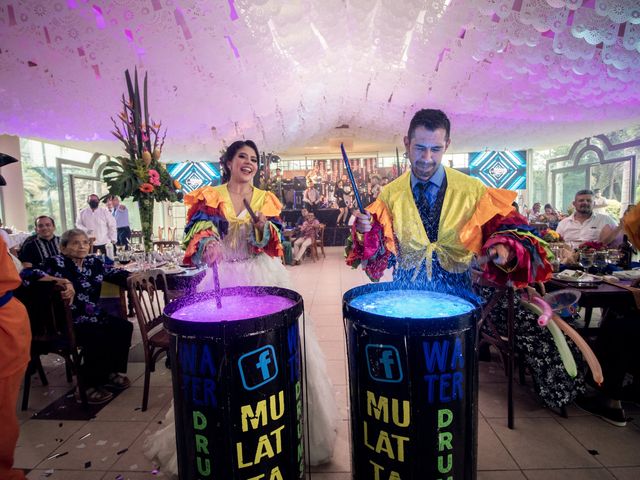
414, 182, 430, 220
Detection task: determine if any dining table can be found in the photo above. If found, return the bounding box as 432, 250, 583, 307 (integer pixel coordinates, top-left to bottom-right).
546, 273, 639, 331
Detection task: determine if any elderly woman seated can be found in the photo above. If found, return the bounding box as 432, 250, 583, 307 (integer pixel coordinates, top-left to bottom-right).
21, 228, 133, 404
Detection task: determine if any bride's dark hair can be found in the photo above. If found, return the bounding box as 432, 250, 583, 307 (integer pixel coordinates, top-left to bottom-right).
219, 140, 259, 184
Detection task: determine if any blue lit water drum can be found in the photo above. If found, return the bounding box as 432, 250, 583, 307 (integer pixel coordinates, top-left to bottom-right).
343, 283, 480, 480
163, 286, 305, 480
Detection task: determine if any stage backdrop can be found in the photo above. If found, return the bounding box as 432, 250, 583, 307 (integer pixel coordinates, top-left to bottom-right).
469, 150, 526, 190
166, 161, 221, 193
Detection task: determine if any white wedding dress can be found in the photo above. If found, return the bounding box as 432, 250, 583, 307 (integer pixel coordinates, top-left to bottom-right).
144, 212, 339, 476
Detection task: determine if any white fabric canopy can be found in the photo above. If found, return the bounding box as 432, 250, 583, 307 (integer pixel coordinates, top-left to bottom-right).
1, 0, 639, 159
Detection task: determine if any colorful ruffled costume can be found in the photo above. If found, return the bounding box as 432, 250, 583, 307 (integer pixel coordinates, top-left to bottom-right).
346, 168, 553, 288
346, 168, 586, 408
144, 184, 338, 473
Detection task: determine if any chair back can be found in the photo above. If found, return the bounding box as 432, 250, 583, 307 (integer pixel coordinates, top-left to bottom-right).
157, 226, 164, 240
127, 270, 171, 349
316, 224, 325, 244
15, 282, 76, 346
130, 230, 144, 245
153, 240, 180, 253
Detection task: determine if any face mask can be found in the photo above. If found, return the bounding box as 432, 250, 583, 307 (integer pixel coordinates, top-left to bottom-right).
88, 200, 99, 209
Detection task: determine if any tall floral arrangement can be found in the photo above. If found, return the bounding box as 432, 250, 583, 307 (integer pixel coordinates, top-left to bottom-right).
102, 68, 182, 251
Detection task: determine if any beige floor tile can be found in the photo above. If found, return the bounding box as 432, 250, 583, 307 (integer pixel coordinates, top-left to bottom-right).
479, 381, 552, 419
478, 359, 509, 384
39, 420, 149, 471
608, 466, 640, 479
326, 359, 347, 386
101, 472, 170, 479
94, 386, 172, 422
318, 340, 346, 361
310, 419, 351, 473
131, 365, 173, 388
523, 468, 615, 479
109, 422, 165, 474
26, 469, 104, 479
487, 417, 601, 469
478, 471, 527, 480
315, 325, 345, 342
14, 420, 86, 469
478, 417, 519, 471
557, 415, 640, 467
334, 384, 350, 420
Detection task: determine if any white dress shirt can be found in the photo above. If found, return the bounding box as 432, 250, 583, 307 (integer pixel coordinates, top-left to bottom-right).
76, 206, 117, 245
556, 212, 616, 244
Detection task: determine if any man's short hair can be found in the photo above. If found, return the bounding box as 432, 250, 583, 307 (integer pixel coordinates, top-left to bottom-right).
408, 109, 451, 141
575, 189, 594, 197
35, 215, 55, 227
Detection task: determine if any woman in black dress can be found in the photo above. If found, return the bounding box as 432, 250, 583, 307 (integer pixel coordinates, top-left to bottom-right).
334, 180, 349, 226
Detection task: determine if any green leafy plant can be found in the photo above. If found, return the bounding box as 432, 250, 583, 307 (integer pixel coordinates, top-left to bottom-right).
102, 68, 182, 250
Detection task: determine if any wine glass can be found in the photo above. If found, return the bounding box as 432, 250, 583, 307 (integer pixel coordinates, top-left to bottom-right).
578, 251, 594, 272
593, 251, 607, 274
606, 249, 621, 267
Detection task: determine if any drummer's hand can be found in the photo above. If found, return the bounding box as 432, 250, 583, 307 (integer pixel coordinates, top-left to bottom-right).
254, 212, 267, 231
202, 241, 222, 266
354, 211, 372, 233
488, 244, 513, 266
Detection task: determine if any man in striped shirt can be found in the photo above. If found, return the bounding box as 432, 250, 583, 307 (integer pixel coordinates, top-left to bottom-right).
18, 216, 60, 268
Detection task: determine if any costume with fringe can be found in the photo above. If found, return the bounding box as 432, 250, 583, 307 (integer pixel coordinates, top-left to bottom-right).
144, 184, 338, 475
345, 168, 585, 408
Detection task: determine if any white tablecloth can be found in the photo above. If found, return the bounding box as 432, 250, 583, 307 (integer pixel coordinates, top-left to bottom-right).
7, 232, 32, 248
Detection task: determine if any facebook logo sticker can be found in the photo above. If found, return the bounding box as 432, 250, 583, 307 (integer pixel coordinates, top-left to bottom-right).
238, 345, 279, 391
365, 344, 403, 383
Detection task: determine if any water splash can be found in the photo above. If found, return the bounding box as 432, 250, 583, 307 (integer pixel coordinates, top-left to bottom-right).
349, 290, 474, 319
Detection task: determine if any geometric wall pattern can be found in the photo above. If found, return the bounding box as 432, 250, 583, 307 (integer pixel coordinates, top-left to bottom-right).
166, 162, 221, 193
469, 150, 527, 190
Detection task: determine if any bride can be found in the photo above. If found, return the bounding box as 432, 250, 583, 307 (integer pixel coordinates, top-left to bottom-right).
144, 140, 338, 475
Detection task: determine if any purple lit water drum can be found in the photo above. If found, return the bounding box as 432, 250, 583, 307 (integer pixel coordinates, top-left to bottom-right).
343, 283, 480, 480
163, 286, 305, 480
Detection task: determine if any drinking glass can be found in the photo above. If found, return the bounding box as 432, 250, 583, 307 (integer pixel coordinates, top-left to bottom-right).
578, 251, 594, 271
593, 251, 607, 274
606, 249, 622, 266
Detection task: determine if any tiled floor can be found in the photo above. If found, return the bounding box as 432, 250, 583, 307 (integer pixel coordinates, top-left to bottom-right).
15, 247, 640, 479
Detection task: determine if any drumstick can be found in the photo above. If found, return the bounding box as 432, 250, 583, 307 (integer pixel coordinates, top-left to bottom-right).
243, 198, 260, 224
212, 260, 222, 309
340, 143, 366, 214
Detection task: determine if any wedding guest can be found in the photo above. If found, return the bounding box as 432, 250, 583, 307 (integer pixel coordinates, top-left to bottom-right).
592, 188, 608, 213
527, 202, 542, 222
109, 195, 131, 247
556, 190, 616, 245
541, 203, 561, 230
18, 216, 60, 268
76, 193, 117, 254
21, 229, 132, 404
303, 181, 321, 211
293, 211, 320, 265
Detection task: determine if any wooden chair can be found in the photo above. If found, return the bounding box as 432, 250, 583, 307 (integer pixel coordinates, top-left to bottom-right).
472, 269, 519, 429
167, 226, 177, 241
153, 240, 180, 253
309, 224, 326, 262
127, 269, 171, 411
157, 226, 164, 240
15, 282, 87, 409
130, 230, 144, 246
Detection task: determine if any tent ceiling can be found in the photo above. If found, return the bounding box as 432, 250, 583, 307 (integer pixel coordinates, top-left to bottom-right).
1, 0, 640, 161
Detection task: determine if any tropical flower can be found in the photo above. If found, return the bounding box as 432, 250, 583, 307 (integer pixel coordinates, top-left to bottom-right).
148, 169, 161, 186
139, 182, 154, 193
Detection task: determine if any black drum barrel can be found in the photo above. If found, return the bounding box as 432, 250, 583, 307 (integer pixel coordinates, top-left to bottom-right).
164, 286, 305, 480
343, 282, 480, 480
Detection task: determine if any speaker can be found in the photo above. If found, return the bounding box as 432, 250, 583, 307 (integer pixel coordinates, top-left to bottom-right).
293, 176, 306, 190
